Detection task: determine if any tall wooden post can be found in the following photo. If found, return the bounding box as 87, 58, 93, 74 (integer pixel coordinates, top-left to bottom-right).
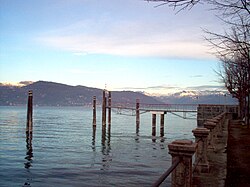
160, 113, 165, 137
102, 90, 106, 126
26, 90, 33, 134
136, 99, 140, 133
152, 113, 156, 136
92, 96, 96, 127
102, 90, 107, 144
108, 91, 111, 126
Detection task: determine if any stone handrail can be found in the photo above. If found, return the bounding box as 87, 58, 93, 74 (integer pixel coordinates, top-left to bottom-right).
152, 112, 229, 187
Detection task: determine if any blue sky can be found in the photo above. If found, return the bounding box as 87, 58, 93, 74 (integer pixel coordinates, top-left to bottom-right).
0, 0, 225, 95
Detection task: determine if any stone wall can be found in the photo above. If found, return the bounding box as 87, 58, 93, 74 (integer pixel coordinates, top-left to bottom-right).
197, 104, 238, 126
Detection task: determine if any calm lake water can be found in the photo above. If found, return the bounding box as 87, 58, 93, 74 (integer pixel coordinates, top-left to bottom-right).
0, 106, 197, 187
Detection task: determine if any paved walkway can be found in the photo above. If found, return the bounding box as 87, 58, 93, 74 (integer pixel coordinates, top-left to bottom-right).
226, 120, 250, 187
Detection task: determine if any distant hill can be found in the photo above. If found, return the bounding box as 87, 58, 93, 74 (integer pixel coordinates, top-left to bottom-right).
0, 81, 162, 106
0, 81, 238, 106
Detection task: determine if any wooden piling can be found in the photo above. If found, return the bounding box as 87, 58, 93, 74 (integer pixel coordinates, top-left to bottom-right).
152, 113, 156, 136
102, 90, 106, 126
26, 90, 33, 133
108, 91, 111, 126
92, 96, 96, 127
160, 114, 165, 137
136, 99, 140, 133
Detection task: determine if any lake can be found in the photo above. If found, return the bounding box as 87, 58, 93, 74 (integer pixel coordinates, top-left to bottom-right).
0, 106, 197, 187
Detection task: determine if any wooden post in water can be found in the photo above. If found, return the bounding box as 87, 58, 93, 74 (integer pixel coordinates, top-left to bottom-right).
160, 113, 165, 137
102, 90, 106, 126
26, 90, 33, 134
152, 113, 156, 136
136, 99, 140, 133
108, 91, 111, 126
92, 96, 96, 127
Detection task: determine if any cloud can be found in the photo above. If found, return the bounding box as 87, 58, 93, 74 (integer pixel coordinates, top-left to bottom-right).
116, 85, 179, 90
36, 18, 215, 59
190, 75, 203, 78
186, 85, 226, 91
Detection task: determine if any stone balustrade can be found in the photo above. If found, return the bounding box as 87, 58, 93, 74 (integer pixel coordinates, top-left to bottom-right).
167, 112, 228, 187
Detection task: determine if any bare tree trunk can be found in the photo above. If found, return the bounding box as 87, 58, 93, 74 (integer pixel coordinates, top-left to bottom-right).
247, 94, 250, 128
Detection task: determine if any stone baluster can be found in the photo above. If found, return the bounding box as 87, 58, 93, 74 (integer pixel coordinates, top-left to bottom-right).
204, 121, 216, 150
207, 118, 219, 139
168, 140, 197, 187
192, 128, 210, 173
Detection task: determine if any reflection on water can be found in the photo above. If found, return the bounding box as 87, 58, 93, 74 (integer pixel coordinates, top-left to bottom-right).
0, 106, 196, 187
101, 124, 112, 171
23, 132, 33, 187
25, 132, 33, 169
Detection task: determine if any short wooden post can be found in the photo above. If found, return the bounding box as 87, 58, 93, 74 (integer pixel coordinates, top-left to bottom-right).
160, 113, 165, 137
168, 140, 197, 187
136, 99, 140, 133
102, 90, 106, 126
92, 96, 96, 127
192, 128, 210, 173
108, 91, 111, 126
152, 113, 156, 136
26, 90, 33, 133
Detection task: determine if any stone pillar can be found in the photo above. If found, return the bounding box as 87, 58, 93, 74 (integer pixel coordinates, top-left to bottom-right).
207, 119, 219, 139
214, 115, 223, 137
192, 128, 210, 173
204, 121, 216, 150
168, 140, 197, 187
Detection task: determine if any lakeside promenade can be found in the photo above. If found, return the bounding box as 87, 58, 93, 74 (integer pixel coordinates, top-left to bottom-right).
226, 120, 250, 187
193, 119, 250, 187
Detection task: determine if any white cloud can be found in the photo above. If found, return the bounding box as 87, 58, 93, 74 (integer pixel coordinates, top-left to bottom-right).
36, 18, 216, 59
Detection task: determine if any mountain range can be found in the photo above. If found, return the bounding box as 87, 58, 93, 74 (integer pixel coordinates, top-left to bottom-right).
0, 81, 162, 106
0, 81, 237, 106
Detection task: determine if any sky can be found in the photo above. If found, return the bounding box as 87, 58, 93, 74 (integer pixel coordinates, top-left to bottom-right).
0, 0, 226, 95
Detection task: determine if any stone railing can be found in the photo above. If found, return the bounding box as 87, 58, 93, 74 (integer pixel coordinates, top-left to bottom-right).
152, 112, 230, 187
197, 104, 238, 126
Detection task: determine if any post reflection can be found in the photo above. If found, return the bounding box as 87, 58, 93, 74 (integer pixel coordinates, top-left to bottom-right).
101, 124, 111, 170
23, 131, 33, 187
25, 132, 33, 169
92, 126, 96, 152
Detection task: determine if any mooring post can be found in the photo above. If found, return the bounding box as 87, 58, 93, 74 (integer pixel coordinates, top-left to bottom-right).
136, 99, 140, 133
26, 90, 33, 134
92, 96, 96, 127
102, 90, 106, 127
152, 113, 156, 136
108, 91, 111, 126
168, 140, 197, 187
160, 113, 165, 137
